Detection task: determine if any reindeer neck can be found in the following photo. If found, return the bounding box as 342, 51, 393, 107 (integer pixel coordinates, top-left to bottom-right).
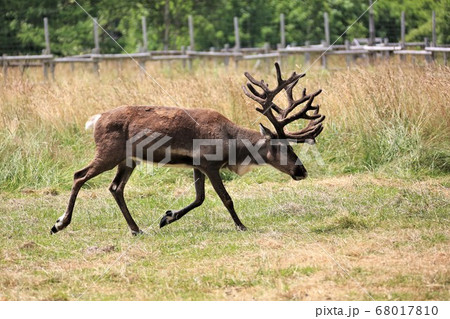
224, 124, 266, 167
232, 125, 262, 144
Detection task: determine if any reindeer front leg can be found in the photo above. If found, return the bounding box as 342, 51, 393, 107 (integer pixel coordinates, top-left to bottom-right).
160, 169, 205, 228
206, 170, 247, 231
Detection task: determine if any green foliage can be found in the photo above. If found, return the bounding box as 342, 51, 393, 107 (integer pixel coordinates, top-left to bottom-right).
0, 0, 447, 55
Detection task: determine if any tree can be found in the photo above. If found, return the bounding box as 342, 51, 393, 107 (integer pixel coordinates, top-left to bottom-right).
0, 0, 447, 55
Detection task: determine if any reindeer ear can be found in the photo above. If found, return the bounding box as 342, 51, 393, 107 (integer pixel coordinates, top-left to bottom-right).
259, 123, 275, 140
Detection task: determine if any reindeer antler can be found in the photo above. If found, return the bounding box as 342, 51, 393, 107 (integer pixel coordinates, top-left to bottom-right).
242, 62, 325, 143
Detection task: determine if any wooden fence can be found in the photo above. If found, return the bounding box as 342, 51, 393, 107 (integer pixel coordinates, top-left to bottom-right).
1, 10, 449, 80
2, 43, 449, 80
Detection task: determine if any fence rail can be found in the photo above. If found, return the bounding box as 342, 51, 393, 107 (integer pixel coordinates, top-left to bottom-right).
1, 42, 449, 80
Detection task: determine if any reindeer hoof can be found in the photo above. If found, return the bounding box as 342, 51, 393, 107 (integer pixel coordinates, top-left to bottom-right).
237, 225, 247, 231
50, 225, 58, 235
131, 229, 144, 236
160, 210, 176, 228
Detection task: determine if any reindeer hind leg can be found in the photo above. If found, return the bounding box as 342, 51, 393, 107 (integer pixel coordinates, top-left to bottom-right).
50, 157, 120, 234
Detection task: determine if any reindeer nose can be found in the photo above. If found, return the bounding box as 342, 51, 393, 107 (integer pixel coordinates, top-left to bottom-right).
292, 173, 307, 181
292, 166, 308, 180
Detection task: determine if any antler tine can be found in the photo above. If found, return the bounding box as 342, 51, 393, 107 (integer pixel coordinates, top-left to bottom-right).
244, 72, 270, 92
242, 82, 286, 137
246, 82, 265, 99
243, 71, 274, 112
281, 79, 315, 118
282, 79, 299, 117
283, 103, 325, 143
242, 85, 264, 105
275, 62, 283, 86
285, 79, 299, 102
280, 89, 323, 125
243, 85, 282, 114
284, 121, 324, 143
267, 69, 305, 117
244, 84, 285, 115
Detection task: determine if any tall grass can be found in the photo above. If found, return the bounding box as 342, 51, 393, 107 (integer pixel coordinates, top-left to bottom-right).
320, 64, 450, 176
0, 61, 449, 191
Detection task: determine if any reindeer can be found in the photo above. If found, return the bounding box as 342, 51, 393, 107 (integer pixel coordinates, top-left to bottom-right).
50, 63, 325, 236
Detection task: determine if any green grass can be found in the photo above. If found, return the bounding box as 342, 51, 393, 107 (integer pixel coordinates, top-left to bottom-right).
0, 168, 448, 300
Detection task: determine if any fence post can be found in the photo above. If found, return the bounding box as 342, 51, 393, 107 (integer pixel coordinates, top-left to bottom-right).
2, 54, 7, 82
92, 18, 100, 75
43, 17, 53, 80
280, 13, 286, 49
304, 41, 310, 66
345, 39, 351, 68
323, 12, 330, 46
224, 43, 230, 68
210, 47, 217, 68
234, 17, 240, 52
234, 17, 240, 69
431, 11, 436, 47
93, 18, 100, 53
141, 16, 148, 51
431, 10, 436, 61
424, 37, 432, 64
181, 46, 186, 69
400, 11, 405, 48
187, 46, 192, 71
368, 0, 376, 63
384, 38, 390, 60
368, 0, 375, 46
321, 40, 327, 69
263, 42, 271, 72
400, 11, 406, 61
188, 15, 195, 51
44, 17, 51, 54
139, 16, 148, 73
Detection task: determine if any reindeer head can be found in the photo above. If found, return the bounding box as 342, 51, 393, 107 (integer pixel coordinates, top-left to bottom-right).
242, 62, 325, 180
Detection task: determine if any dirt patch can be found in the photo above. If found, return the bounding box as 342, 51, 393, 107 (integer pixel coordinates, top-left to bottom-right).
84, 245, 117, 255
20, 241, 37, 249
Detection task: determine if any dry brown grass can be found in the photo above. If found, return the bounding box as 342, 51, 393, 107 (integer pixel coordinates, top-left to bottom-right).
0, 174, 448, 300
2, 59, 449, 130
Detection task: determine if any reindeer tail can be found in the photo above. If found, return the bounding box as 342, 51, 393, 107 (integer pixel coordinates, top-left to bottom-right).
85, 114, 102, 132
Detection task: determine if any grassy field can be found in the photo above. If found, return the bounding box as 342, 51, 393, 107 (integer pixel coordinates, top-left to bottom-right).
0, 60, 449, 300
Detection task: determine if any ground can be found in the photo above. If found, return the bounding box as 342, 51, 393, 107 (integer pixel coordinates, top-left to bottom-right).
0, 169, 448, 300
